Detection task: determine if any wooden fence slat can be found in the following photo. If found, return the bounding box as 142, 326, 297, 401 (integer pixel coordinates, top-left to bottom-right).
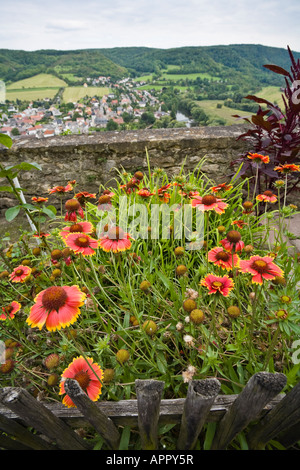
0, 431, 34, 450
247, 379, 300, 449
277, 421, 300, 449
211, 372, 287, 450
0, 387, 91, 450
0, 410, 55, 450
135, 379, 165, 450
64, 378, 121, 450
177, 378, 220, 450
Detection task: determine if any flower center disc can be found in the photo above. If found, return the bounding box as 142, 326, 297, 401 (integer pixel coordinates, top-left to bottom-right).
216, 251, 230, 261
42, 286, 67, 312
252, 260, 268, 273
4, 305, 13, 314
75, 236, 90, 247
263, 191, 273, 197
108, 227, 124, 240
65, 199, 80, 211
226, 230, 241, 243
70, 224, 83, 233
74, 371, 90, 390
15, 268, 25, 276
202, 195, 217, 206
212, 281, 223, 289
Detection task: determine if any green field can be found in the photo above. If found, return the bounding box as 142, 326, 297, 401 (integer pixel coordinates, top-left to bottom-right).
195, 100, 249, 125
6, 73, 67, 90
62, 86, 111, 103
136, 70, 219, 84
6, 87, 60, 102
255, 85, 284, 106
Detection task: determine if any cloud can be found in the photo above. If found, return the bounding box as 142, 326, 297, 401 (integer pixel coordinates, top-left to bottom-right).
1, 0, 299, 51
45, 19, 87, 32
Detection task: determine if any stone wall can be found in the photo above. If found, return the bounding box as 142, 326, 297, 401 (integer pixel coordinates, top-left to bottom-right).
0, 125, 249, 214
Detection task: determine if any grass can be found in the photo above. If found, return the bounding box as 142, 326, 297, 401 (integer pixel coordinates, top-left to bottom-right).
255, 86, 285, 106
194, 100, 248, 125
6, 87, 60, 102
62, 86, 111, 103
6, 73, 67, 90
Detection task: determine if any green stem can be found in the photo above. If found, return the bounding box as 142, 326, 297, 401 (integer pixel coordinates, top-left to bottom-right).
263, 324, 281, 371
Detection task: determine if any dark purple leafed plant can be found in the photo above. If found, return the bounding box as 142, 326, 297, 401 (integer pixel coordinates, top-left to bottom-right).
232, 46, 300, 201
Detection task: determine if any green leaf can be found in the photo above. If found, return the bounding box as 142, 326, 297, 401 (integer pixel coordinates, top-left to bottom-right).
0, 133, 13, 148
5, 205, 21, 222
119, 426, 131, 450
6, 162, 42, 172
0, 186, 13, 193
42, 207, 57, 219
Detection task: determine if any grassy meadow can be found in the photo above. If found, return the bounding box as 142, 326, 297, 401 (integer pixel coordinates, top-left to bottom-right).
62, 86, 111, 103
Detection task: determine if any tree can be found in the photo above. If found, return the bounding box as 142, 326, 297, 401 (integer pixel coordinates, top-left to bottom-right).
106, 120, 119, 131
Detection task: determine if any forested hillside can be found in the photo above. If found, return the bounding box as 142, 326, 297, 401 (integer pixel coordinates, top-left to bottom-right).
1, 44, 299, 87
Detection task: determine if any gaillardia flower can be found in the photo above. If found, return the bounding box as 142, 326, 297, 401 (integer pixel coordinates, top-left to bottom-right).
221, 230, 244, 252
191, 194, 228, 214
200, 273, 234, 297
256, 191, 277, 203
59, 356, 103, 408
60, 221, 94, 240
210, 183, 233, 193
239, 255, 284, 285
1, 301, 21, 321
274, 164, 300, 174
64, 233, 99, 256
208, 247, 240, 271
247, 153, 270, 164
49, 183, 73, 194
9, 265, 31, 283
64, 199, 84, 222
27, 285, 86, 331
99, 226, 132, 253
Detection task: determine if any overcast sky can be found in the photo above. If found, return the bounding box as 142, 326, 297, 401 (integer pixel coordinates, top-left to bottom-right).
1, 0, 299, 52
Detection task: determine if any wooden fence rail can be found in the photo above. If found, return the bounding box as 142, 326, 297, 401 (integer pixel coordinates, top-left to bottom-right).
0, 371, 299, 450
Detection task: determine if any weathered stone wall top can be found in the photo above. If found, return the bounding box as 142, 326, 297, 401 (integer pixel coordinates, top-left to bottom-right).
0, 125, 250, 214
8, 125, 247, 150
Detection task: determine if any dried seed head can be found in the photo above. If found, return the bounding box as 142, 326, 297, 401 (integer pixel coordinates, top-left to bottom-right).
174, 246, 185, 256
103, 368, 115, 383
116, 349, 130, 364
44, 353, 60, 370
227, 306, 241, 318
190, 309, 205, 324
176, 265, 188, 276
47, 373, 59, 387
142, 320, 157, 336
183, 299, 197, 313
140, 280, 151, 292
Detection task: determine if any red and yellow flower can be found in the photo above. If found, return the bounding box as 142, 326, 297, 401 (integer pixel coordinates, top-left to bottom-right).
256, 190, 277, 203
1, 301, 21, 321
59, 356, 103, 408
274, 164, 300, 173
232, 220, 248, 229
31, 196, 49, 204
60, 221, 94, 240
75, 191, 97, 206
9, 265, 32, 283
99, 226, 132, 253
210, 183, 233, 193
27, 285, 86, 331
64, 199, 84, 222
48, 183, 73, 194
137, 188, 155, 198
239, 255, 284, 285
191, 194, 228, 214
200, 274, 234, 297
208, 247, 240, 271
64, 233, 99, 256
220, 230, 244, 252
247, 153, 270, 164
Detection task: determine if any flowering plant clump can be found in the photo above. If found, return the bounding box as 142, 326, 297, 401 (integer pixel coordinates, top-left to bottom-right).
0, 151, 300, 450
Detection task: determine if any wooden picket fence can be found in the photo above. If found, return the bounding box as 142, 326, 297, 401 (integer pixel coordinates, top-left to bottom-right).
0, 371, 300, 450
